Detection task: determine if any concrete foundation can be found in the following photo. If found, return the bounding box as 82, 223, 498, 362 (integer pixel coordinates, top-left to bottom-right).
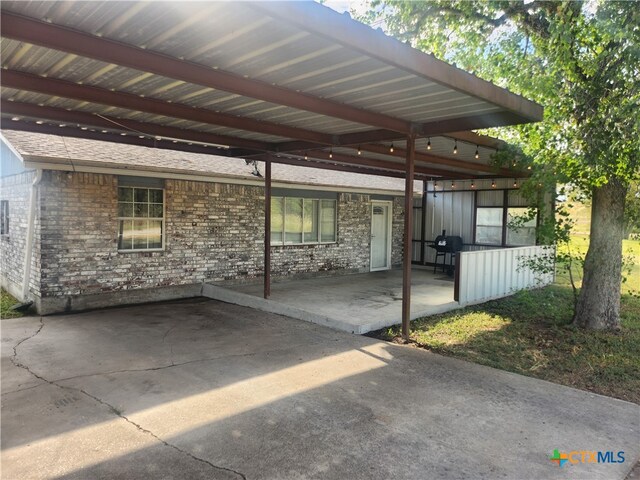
207, 267, 458, 334
37, 283, 203, 315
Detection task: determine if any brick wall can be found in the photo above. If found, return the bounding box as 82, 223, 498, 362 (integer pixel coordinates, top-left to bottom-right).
0, 171, 40, 300
37, 171, 405, 299
391, 197, 405, 267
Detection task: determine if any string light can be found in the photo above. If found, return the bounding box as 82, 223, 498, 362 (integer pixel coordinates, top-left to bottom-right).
427, 138, 431, 150
329, 148, 333, 159
527, 165, 532, 170
470, 181, 475, 189
453, 140, 458, 155
357, 146, 362, 155
304, 152, 308, 160
513, 179, 518, 188
475, 146, 479, 159
389, 143, 394, 153
491, 179, 496, 188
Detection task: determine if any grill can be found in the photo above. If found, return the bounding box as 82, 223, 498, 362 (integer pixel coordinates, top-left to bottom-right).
429, 230, 463, 275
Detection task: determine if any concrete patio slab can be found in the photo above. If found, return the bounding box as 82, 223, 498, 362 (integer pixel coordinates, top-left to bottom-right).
206, 268, 458, 333
2, 298, 638, 480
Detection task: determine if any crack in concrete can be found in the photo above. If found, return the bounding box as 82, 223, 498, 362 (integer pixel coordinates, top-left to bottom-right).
77, 387, 247, 480
162, 320, 181, 366
1, 382, 48, 396
8, 318, 247, 480
10, 317, 49, 386
48, 341, 324, 384
11, 316, 45, 371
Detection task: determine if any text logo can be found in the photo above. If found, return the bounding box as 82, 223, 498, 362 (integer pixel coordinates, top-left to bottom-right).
550, 449, 569, 467
550, 449, 625, 467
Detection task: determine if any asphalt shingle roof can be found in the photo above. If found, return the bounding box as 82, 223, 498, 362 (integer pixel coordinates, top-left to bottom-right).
2, 130, 421, 194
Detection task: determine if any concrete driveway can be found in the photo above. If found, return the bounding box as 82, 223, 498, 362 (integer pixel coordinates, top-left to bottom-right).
2, 298, 638, 480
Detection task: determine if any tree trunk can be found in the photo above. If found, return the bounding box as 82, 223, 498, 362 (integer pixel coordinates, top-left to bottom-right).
573, 179, 627, 330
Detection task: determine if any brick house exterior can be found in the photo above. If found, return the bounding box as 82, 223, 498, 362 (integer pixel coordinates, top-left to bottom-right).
1, 132, 411, 314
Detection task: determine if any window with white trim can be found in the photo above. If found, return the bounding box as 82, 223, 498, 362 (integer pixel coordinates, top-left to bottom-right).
271, 197, 336, 245
0, 201, 8, 235
506, 207, 537, 246
117, 186, 164, 251
474, 189, 537, 246
475, 207, 503, 245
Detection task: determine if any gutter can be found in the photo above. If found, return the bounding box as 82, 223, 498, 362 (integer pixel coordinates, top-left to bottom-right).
22, 169, 42, 302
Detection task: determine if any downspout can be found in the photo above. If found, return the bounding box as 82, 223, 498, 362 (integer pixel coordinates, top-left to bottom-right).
22, 169, 42, 302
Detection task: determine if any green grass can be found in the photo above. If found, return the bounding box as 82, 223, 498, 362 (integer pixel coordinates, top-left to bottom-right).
556, 236, 640, 294
377, 285, 640, 404
0, 289, 25, 319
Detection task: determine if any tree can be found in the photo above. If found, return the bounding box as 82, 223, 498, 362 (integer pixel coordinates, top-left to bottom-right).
362, 0, 640, 329
625, 180, 640, 237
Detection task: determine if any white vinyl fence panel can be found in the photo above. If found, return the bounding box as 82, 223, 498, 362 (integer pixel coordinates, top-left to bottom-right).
457, 246, 554, 306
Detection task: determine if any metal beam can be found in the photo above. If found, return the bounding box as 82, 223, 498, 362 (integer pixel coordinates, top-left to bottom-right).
446, 131, 505, 149
274, 142, 515, 176
264, 158, 272, 299
3, 119, 431, 182
1, 120, 231, 156
420, 180, 427, 264
1, 12, 411, 134
276, 111, 529, 153
2, 70, 334, 145
251, 153, 430, 181
299, 149, 469, 179
3, 101, 473, 179
252, 1, 543, 123
402, 135, 416, 340
2, 101, 271, 152
359, 144, 515, 176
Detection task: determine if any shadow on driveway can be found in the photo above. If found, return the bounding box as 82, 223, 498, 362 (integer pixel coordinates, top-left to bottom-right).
2, 298, 638, 479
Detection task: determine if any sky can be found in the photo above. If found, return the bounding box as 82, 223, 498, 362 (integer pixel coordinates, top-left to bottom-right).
321, 0, 371, 16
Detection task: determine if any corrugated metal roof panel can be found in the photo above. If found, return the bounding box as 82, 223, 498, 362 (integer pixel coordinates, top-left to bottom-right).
1, 0, 540, 179
0, 1, 518, 128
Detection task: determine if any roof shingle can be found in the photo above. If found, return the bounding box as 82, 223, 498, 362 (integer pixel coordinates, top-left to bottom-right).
2, 130, 421, 194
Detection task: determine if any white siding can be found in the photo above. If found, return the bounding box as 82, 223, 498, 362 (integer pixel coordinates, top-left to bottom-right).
457, 245, 554, 305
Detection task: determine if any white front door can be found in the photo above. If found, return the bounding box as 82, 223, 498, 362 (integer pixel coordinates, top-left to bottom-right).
370, 202, 391, 271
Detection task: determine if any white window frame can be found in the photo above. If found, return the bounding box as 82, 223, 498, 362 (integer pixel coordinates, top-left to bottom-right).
271, 196, 337, 246
117, 186, 165, 253
474, 206, 504, 246
506, 207, 538, 246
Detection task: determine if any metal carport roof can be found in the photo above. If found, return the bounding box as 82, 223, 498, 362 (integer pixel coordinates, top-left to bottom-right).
0, 1, 544, 337
0, 0, 541, 180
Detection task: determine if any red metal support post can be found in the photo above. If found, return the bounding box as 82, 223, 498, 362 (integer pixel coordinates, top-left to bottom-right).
402, 134, 416, 339
420, 180, 427, 264
264, 158, 272, 299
